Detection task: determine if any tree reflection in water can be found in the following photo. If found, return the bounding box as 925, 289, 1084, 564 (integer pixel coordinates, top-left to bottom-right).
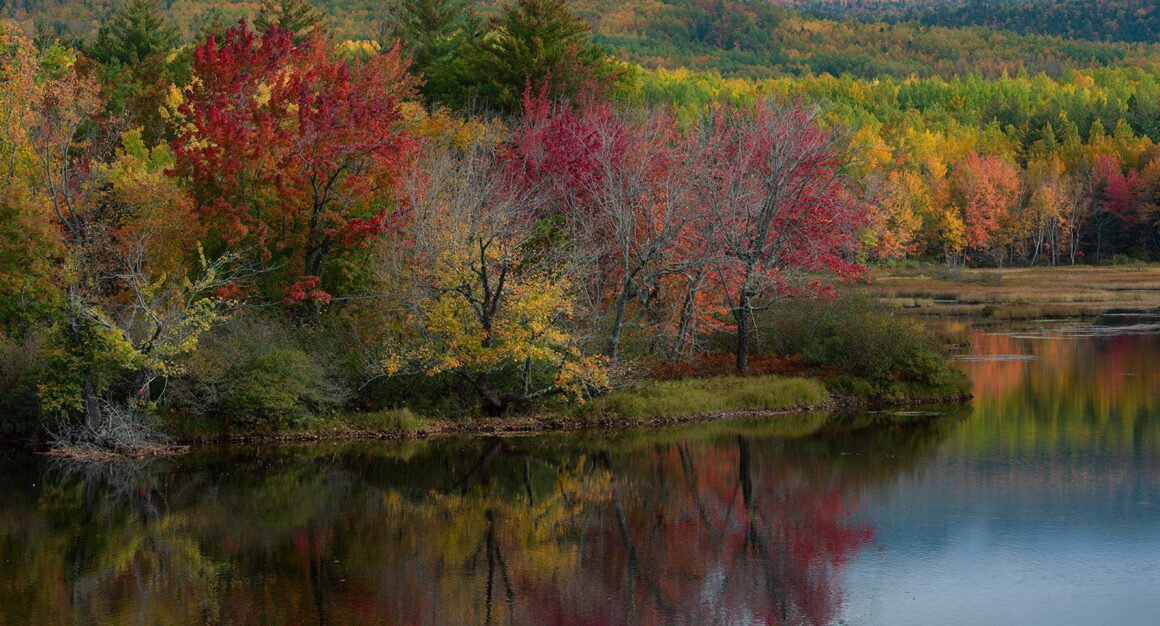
0, 409, 962, 624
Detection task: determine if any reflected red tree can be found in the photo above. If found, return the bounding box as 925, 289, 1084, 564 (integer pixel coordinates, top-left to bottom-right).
519, 436, 873, 625
3, 430, 884, 625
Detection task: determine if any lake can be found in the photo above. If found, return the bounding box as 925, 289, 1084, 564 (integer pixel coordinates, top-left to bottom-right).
2, 318, 1159, 625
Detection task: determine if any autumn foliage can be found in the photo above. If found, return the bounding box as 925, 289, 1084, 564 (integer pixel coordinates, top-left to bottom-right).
173, 22, 415, 303
1, 1, 968, 430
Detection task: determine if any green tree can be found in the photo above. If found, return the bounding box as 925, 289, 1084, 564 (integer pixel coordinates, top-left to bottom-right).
255, 0, 325, 41
388, 0, 481, 107
82, 0, 181, 146
84, 0, 177, 67
466, 0, 610, 112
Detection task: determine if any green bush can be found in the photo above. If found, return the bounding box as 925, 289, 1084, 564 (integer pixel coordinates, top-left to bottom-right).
362, 370, 477, 418
169, 313, 351, 428
0, 331, 44, 435
754, 293, 960, 395
223, 349, 328, 426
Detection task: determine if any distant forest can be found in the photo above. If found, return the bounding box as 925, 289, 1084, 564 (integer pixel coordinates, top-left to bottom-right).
8, 0, 1160, 80
795, 0, 1160, 44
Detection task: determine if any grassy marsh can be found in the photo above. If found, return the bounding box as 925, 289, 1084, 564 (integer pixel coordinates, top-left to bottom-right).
864, 265, 1160, 319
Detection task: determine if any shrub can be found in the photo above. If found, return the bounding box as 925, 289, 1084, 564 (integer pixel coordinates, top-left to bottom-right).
168, 313, 350, 428
753, 292, 959, 394
0, 331, 45, 434
222, 349, 328, 426
47, 401, 169, 457
361, 370, 478, 419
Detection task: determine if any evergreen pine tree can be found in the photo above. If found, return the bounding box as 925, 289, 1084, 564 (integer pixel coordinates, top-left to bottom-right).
467, 0, 610, 113
388, 0, 481, 107
255, 0, 325, 40
85, 0, 178, 66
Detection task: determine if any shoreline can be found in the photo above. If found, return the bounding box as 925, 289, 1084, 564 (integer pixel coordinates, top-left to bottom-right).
19, 389, 973, 458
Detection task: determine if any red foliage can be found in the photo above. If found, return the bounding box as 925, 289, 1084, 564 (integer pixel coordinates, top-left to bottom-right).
950, 152, 1022, 251
699, 101, 868, 299
505, 89, 629, 218
283, 275, 332, 306
172, 21, 416, 298
1096, 154, 1140, 227
505, 92, 708, 355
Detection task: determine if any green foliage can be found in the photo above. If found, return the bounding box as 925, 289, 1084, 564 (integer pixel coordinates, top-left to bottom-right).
362, 370, 477, 418
838, 0, 1160, 45
389, 0, 480, 105
755, 293, 964, 396
223, 349, 327, 425
255, 0, 326, 40
83, 0, 177, 66
36, 314, 142, 419
463, 0, 611, 111
0, 197, 64, 329
0, 331, 45, 433
170, 314, 351, 427
80, 0, 184, 143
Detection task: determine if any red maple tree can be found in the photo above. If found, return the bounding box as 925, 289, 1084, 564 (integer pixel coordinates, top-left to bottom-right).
696, 101, 867, 373
172, 21, 416, 304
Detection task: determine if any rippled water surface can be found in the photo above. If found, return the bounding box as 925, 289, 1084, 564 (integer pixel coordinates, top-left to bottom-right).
2, 320, 1160, 625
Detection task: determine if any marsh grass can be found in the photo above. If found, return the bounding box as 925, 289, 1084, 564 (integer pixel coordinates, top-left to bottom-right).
329, 408, 433, 432
865, 265, 1160, 318
163, 407, 434, 442
576, 375, 830, 421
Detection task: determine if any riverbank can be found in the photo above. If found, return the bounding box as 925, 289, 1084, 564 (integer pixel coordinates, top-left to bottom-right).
11, 288, 974, 457
12, 369, 971, 456
156, 370, 972, 448
865, 264, 1160, 319
8, 375, 971, 460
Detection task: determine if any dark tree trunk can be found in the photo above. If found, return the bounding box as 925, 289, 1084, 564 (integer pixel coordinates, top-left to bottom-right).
459, 371, 507, 416
734, 293, 751, 374
82, 376, 102, 432
605, 287, 631, 360
304, 238, 330, 280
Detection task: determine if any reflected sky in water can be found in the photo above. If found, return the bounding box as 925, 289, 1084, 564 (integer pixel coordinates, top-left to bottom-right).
2, 319, 1160, 624
840, 320, 1160, 626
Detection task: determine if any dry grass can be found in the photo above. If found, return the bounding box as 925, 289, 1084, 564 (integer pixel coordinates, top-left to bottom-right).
862, 265, 1160, 318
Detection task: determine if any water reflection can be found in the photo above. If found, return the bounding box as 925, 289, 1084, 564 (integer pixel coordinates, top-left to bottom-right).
840, 321, 1160, 625
0, 412, 961, 624
959, 324, 1160, 457
9, 321, 1160, 624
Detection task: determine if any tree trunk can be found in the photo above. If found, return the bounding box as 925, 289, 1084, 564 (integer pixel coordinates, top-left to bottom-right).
459, 371, 506, 416
734, 293, 751, 374
674, 280, 700, 356
304, 238, 330, 280
82, 376, 102, 432
605, 287, 631, 360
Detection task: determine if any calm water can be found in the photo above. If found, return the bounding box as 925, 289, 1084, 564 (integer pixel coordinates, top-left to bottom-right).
3, 320, 1160, 625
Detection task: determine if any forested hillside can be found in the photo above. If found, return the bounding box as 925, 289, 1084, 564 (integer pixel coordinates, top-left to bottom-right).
796, 0, 1160, 44
9, 0, 1160, 78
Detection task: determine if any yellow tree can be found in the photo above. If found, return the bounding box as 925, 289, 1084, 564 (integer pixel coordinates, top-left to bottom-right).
1, 25, 66, 327
864, 170, 927, 261
1025, 153, 1076, 265
375, 138, 608, 414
